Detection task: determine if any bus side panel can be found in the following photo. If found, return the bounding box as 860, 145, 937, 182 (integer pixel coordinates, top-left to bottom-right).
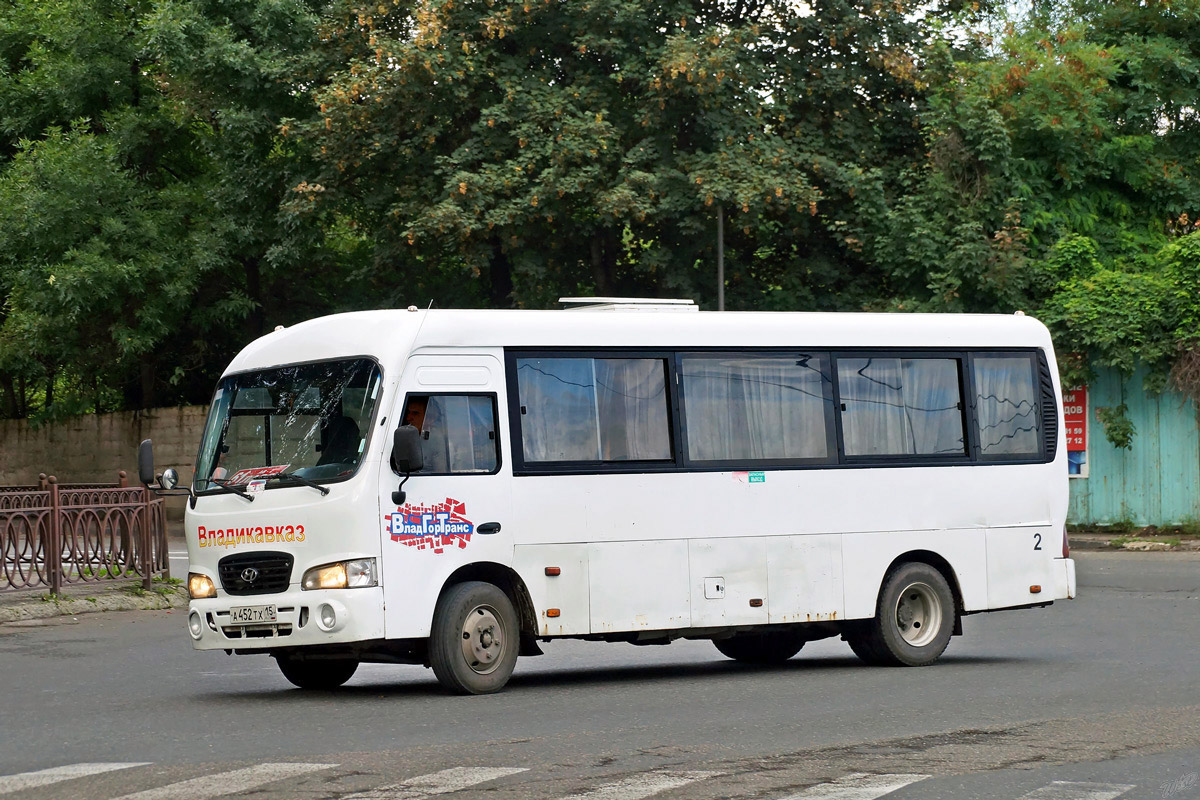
513, 544, 590, 636
381, 531, 517, 640
688, 537, 768, 627
588, 540, 690, 633
766, 534, 843, 623
840, 529, 988, 620
985, 526, 1057, 608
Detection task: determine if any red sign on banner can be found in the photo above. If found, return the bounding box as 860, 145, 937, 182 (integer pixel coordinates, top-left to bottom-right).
1062, 387, 1087, 452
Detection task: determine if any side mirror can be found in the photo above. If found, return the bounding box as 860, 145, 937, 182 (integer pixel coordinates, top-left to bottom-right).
138, 439, 155, 486
392, 425, 424, 474
391, 425, 423, 505
160, 467, 180, 490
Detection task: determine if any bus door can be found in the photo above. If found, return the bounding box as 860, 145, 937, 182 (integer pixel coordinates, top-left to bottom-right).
378, 354, 513, 640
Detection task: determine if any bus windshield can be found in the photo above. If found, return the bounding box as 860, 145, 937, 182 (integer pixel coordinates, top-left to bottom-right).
194, 358, 383, 492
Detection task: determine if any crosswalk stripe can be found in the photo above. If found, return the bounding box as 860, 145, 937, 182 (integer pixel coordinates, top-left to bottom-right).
111, 762, 336, 800
780, 772, 931, 799
0, 763, 150, 795
344, 767, 529, 799
1018, 781, 1135, 800
560, 770, 723, 800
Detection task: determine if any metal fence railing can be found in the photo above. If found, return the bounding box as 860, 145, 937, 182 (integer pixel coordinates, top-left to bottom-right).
0, 472, 169, 593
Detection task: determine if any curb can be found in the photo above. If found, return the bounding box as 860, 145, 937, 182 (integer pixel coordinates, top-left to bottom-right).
0, 585, 188, 625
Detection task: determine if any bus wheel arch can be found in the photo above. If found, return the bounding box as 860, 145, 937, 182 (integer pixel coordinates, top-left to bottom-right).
880, 550, 964, 636
437, 562, 541, 654
846, 551, 962, 667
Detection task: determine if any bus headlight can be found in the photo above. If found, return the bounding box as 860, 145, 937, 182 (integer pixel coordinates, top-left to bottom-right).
302, 558, 377, 590
188, 573, 216, 599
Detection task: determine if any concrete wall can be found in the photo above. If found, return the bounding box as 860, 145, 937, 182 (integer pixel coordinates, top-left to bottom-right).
0, 407, 208, 522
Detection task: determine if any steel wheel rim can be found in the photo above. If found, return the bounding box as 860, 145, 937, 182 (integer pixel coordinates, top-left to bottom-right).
460, 604, 506, 675
894, 581, 941, 647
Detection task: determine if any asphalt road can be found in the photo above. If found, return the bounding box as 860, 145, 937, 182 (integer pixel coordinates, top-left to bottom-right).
0, 551, 1196, 800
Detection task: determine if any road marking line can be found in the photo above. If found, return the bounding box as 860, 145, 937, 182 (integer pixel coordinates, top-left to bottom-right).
559, 770, 723, 800
781, 772, 931, 799
344, 766, 528, 799
1018, 781, 1136, 800
0, 763, 150, 795
112, 762, 336, 800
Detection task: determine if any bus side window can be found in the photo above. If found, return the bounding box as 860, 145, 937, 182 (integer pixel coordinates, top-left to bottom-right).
837, 357, 966, 457
972, 355, 1040, 459
400, 394, 499, 475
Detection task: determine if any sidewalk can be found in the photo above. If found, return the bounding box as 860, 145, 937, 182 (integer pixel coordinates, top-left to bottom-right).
0, 580, 187, 625
0, 527, 189, 624
1069, 530, 1200, 552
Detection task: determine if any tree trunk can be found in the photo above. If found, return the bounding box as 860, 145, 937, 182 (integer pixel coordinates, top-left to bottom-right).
591, 231, 619, 296
44, 370, 54, 411
489, 240, 514, 308
0, 372, 16, 418
140, 359, 155, 410
244, 256, 265, 340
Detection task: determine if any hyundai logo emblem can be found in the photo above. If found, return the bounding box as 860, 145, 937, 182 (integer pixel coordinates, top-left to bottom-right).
240, 567, 260, 583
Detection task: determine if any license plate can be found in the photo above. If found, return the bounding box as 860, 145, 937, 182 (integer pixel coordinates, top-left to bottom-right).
229, 605, 278, 624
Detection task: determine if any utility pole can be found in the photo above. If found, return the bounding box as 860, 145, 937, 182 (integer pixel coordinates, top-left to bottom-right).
716, 204, 725, 311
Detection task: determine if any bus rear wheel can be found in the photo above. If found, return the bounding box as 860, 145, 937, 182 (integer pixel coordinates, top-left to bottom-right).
429, 581, 519, 694
847, 562, 955, 667
275, 655, 358, 689
713, 631, 806, 664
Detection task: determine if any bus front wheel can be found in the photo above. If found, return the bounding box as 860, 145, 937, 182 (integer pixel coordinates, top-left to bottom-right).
713, 631, 805, 664
847, 562, 955, 667
276, 655, 358, 689
429, 580, 519, 694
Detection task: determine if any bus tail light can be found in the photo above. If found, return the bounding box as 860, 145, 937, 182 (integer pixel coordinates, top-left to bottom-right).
1062, 527, 1070, 558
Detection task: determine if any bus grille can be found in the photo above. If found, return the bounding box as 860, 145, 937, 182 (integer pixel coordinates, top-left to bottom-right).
218, 552, 293, 596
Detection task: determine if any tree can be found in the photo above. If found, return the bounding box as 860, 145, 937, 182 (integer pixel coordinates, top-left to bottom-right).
0, 0, 335, 416
302, 0, 935, 310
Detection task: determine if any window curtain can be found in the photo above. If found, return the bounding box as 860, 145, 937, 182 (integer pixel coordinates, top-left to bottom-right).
682, 356, 831, 461
973, 357, 1039, 456
839, 358, 964, 456
516, 358, 601, 461
594, 359, 670, 460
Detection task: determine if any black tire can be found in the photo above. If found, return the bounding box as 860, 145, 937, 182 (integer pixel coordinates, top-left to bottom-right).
276, 655, 358, 689
429, 581, 520, 694
713, 630, 806, 664
846, 562, 956, 667
843, 623, 888, 665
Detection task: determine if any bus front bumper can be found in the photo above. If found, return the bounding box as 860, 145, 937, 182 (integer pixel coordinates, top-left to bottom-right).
1055, 557, 1076, 600
186, 587, 385, 650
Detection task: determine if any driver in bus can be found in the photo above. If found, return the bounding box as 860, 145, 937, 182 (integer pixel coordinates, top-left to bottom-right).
402, 396, 449, 473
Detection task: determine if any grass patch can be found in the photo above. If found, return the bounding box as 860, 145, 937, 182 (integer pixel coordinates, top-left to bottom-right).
1109, 536, 1181, 548
121, 582, 182, 599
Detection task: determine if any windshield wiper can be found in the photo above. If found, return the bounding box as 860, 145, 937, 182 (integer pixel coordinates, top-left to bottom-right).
266, 471, 331, 496
205, 478, 255, 502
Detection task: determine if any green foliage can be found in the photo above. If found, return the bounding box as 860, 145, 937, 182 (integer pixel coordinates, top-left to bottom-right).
301, 0, 928, 308
1095, 402, 1136, 449
0, 0, 1198, 439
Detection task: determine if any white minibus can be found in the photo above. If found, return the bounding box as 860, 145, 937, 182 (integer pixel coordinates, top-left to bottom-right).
139, 298, 1076, 694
